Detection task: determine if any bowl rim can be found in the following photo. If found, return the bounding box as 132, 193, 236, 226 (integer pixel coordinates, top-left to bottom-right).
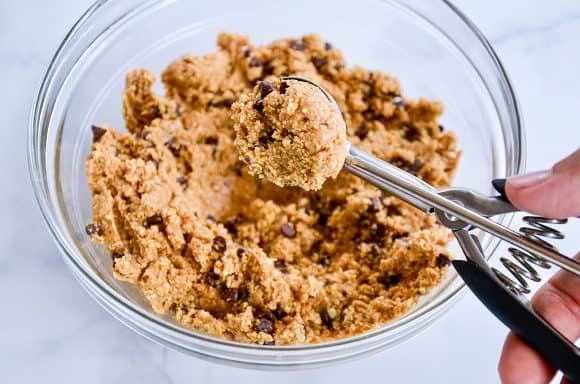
27, 0, 526, 355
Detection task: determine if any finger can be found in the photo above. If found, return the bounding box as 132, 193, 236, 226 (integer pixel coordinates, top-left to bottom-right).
531, 259, 580, 342
498, 254, 580, 384
499, 332, 554, 384
505, 148, 580, 219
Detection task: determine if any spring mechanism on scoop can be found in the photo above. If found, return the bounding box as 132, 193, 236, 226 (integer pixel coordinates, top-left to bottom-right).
492, 216, 567, 295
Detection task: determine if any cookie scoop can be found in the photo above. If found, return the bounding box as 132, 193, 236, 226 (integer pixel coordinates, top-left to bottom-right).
234, 76, 579, 275
234, 75, 580, 380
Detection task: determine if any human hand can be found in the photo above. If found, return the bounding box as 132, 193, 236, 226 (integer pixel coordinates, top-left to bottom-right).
498, 149, 580, 384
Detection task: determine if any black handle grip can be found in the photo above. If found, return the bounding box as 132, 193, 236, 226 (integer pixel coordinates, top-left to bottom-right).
453, 260, 580, 382
492, 178, 511, 204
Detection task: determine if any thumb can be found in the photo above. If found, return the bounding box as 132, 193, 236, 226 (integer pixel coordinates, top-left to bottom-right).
503, 149, 580, 219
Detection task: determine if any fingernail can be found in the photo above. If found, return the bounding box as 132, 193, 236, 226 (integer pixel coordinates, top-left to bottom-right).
508, 169, 552, 189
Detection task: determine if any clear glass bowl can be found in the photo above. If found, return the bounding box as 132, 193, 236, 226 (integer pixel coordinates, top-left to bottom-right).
28, 0, 524, 368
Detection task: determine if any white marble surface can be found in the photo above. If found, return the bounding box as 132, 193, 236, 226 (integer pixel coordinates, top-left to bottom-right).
1, 0, 579, 383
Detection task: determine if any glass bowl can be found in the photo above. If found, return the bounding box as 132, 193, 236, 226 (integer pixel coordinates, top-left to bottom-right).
28, 0, 524, 368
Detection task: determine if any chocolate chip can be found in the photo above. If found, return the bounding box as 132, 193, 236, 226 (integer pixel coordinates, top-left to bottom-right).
262, 62, 275, 76
281, 223, 296, 238
355, 124, 370, 140
257, 126, 275, 147
85, 223, 103, 236
436, 253, 450, 268
318, 254, 331, 266
253, 100, 264, 112
170, 144, 183, 156
221, 98, 235, 108
310, 239, 323, 254
317, 213, 329, 226
324, 42, 333, 50
404, 126, 421, 142
239, 287, 249, 301
263, 340, 275, 346
237, 248, 246, 257
146, 214, 163, 227
368, 197, 380, 213
438, 124, 445, 132
177, 175, 188, 188
393, 96, 405, 109
290, 40, 306, 51
279, 81, 289, 94
206, 215, 217, 223
175, 104, 184, 116
320, 310, 333, 329
312, 56, 327, 69
170, 303, 187, 313
224, 218, 238, 236
254, 316, 275, 334
390, 156, 408, 170
249, 57, 261, 67
370, 223, 387, 245
111, 251, 123, 261
273, 306, 288, 320
281, 129, 291, 138
241, 45, 250, 57
392, 231, 409, 240
91, 125, 107, 142
369, 244, 381, 257
212, 236, 227, 253
379, 274, 401, 288
151, 104, 161, 117
221, 287, 240, 303
204, 136, 218, 145
409, 158, 424, 174
274, 260, 288, 273
206, 273, 220, 287
164, 138, 182, 156
258, 136, 271, 147
258, 81, 276, 98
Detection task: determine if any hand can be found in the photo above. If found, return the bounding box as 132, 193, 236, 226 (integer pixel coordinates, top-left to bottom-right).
498, 149, 580, 384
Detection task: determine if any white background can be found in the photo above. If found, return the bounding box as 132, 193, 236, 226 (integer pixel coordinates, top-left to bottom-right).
1, 0, 578, 383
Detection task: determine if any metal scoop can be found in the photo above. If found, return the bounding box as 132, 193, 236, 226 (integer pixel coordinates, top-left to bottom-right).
282, 76, 579, 275
282, 76, 580, 381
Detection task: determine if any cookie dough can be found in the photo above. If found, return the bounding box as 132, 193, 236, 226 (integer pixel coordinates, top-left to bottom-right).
233, 78, 347, 190
85, 32, 460, 345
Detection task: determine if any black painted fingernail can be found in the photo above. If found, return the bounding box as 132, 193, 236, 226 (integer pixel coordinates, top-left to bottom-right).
492, 178, 509, 202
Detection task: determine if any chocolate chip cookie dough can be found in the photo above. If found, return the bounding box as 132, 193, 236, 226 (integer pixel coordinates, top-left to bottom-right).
86, 32, 460, 345
233, 78, 347, 190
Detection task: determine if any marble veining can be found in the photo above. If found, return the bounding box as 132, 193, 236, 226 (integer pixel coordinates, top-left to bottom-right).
491, 12, 580, 46
0, 0, 578, 383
